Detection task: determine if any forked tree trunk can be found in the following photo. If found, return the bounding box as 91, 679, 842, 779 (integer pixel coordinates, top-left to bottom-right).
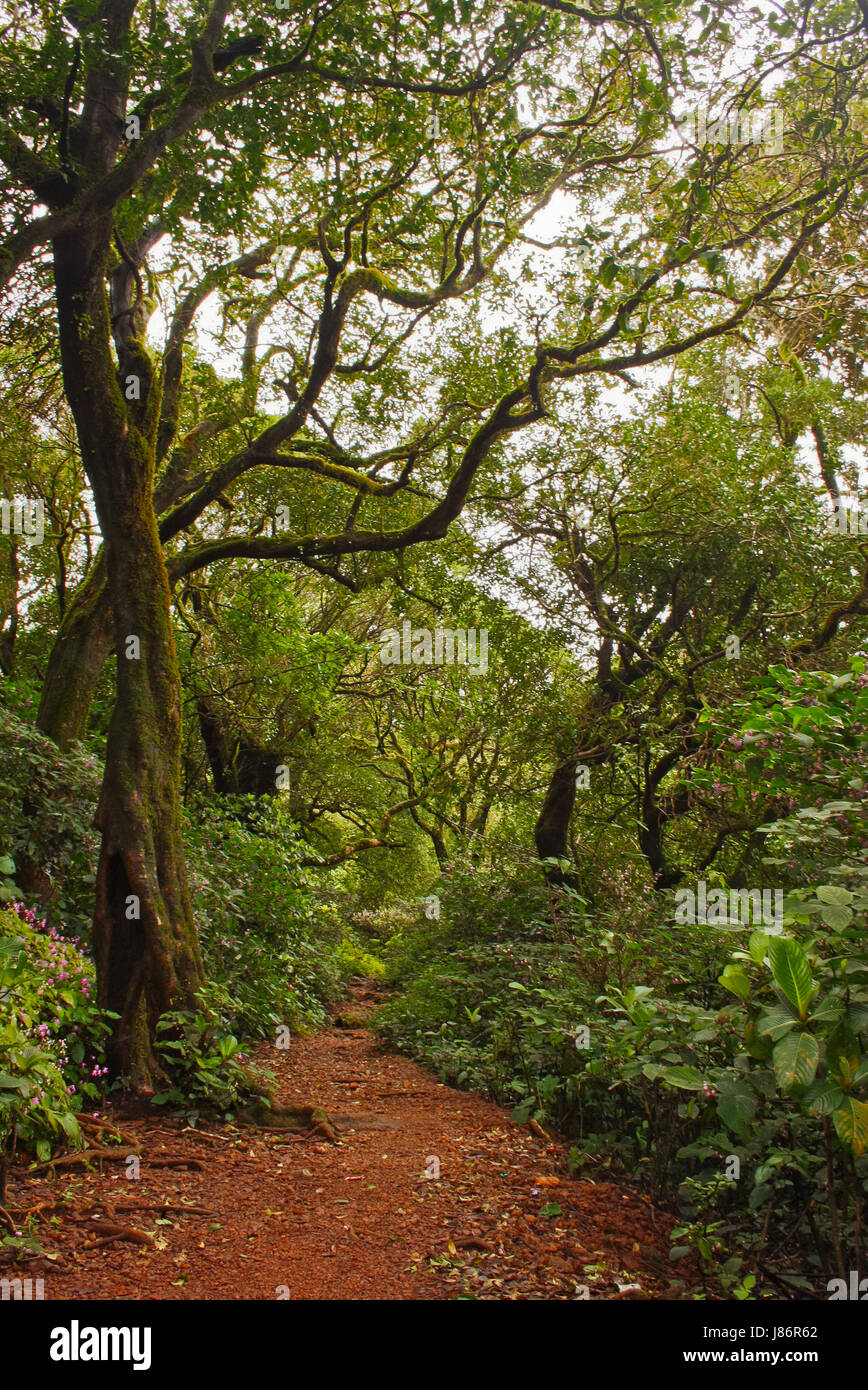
53, 221, 203, 1088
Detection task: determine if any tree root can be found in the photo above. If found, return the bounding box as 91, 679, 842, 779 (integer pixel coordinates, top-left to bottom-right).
109, 1202, 211, 1217
177, 1128, 234, 1144
18, 1199, 76, 1224
76, 1115, 136, 1144
145, 1156, 206, 1171
32, 1145, 141, 1173
82, 1221, 155, 1250
236, 1102, 339, 1143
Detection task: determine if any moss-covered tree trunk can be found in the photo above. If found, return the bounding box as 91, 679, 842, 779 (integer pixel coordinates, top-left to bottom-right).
37, 555, 113, 748
53, 215, 203, 1088
93, 505, 202, 1087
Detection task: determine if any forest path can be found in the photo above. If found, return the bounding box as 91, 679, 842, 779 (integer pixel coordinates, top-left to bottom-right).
9, 980, 691, 1300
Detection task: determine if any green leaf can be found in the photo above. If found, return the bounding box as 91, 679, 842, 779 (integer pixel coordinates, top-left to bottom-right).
716, 1078, 756, 1138
718, 964, 751, 1000
0, 854, 15, 875
661, 1065, 705, 1091
748, 1183, 772, 1212
773, 1032, 819, 1092
748, 932, 769, 965
769, 938, 813, 1018
757, 1007, 798, 1042
802, 1078, 844, 1116
59, 1110, 81, 1140
820, 904, 853, 931
539, 1201, 562, 1218
598, 257, 617, 288
809, 998, 844, 1026
832, 1098, 868, 1156
816, 884, 853, 905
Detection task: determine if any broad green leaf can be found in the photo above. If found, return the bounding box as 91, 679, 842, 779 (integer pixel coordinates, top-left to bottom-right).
59, 1111, 81, 1140
716, 1079, 756, 1138
773, 1032, 819, 1091
718, 964, 750, 1000
816, 884, 853, 905
757, 1007, 798, 1042
802, 1078, 844, 1116
832, 1098, 868, 1156
820, 904, 853, 931
748, 1183, 772, 1212
769, 937, 813, 1018
661, 1065, 705, 1091
809, 998, 844, 1026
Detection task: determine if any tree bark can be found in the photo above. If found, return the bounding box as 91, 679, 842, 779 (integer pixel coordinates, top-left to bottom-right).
195, 693, 279, 796
36, 555, 113, 747
93, 517, 203, 1086
52, 219, 203, 1087
534, 759, 580, 889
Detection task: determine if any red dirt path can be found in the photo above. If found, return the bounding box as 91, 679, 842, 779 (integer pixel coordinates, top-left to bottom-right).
4, 982, 696, 1300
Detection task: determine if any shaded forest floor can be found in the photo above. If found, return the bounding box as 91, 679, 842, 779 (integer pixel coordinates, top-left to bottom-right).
4, 981, 699, 1300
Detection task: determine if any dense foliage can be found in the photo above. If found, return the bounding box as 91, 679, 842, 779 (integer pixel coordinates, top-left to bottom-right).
1, 0, 866, 1299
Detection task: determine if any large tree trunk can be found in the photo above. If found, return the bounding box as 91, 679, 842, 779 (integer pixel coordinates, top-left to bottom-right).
53, 219, 203, 1088
534, 759, 580, 889
36, 555, 113, 748
93, 510, 203, 1087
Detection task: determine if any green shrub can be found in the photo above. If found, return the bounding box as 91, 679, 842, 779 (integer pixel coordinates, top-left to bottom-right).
378, 842, 867, 1296
0, 904, 113, 1211
0, 701, 100, 938
0, 904, 111, 1108
153, 982, 274, 1117
183, 794, 343, 1039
